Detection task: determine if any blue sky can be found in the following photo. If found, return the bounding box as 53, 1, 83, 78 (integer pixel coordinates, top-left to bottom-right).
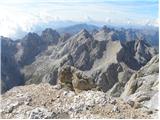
0, 0, 158, 38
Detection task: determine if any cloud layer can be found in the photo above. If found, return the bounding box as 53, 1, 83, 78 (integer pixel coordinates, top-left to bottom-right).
0, 0, 158, 39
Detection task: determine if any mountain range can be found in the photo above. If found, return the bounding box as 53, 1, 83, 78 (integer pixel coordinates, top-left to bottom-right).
1, 23, 158, 93
0, 23, 159, 118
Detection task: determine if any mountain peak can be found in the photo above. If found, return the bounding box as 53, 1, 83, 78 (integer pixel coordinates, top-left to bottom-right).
26, 32, 39, 37
78, 29, 91, 38
41, 28, 60, 44
57, 24, 98, 35
42, 28, 58, 35
23, 32, 41, 42
79, 28, 88, 33
101, 25, 111, 32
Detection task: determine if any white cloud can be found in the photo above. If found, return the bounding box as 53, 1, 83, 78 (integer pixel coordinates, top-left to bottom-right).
0, 0, 158, 39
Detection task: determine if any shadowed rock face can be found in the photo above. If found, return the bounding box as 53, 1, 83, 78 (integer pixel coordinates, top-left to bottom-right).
1, 37, 24, 93
95, 63, 122, 92
19, 33, 46, 65
1, 25, 158, 93
117, 40, 157, 70
16, 29, 60, 66
1, 29, 61, 92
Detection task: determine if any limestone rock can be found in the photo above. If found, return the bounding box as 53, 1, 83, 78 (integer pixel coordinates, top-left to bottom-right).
1, 83, 157, 119
58, 65, 96, 92
28, 107, 57, 119
144, 92, 159, 110
121, 55, 159, 110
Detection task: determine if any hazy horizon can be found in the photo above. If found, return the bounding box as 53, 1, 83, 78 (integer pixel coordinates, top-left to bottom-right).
0, 0, 159, 38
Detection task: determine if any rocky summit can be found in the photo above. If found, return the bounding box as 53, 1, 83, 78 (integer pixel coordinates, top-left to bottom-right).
0, 83, 159, 119
0, 24, 159, 119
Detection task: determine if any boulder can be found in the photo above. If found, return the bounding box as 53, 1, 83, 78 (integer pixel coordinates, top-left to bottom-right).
72, 71, 96, 92
58, 65, 96, 92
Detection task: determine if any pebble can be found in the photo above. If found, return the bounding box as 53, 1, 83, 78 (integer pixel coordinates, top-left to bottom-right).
133, 102, 142, 109
56, 95, 60, 98
110, 99, 117, 105
112, 106, 120, 113
146, 110, 153, 115
127, 100, 135, 107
